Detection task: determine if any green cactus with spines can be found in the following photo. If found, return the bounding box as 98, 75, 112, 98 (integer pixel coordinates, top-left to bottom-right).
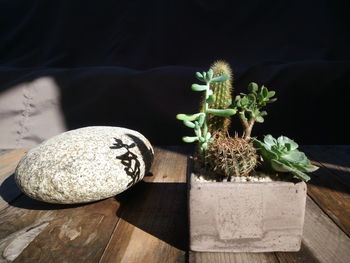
205, 61, 233, 135
176, 68, 237, 162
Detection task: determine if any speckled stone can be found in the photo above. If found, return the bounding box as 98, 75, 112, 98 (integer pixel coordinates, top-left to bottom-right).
15, 126, 154, 204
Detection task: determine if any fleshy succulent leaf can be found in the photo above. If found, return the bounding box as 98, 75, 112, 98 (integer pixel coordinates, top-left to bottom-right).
248, 82, 259, 93
176, 113, 201, 121
207, 108, 237, 117
206, 94, 216, 104
191, 84, 207, 91
263, 134, 277, 149
256, 116, 264, 123
211, 73, 229, 83
267, 91, 275, 98
183, 120, 195, 129
207, 69, 214, 80
195, 72, 203, 81
182, 136, 198, 143
255, 135, 318, 182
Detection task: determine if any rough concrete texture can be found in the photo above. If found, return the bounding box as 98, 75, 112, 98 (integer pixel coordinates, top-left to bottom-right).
15, 126, 154, 204
189, 172, 307, 252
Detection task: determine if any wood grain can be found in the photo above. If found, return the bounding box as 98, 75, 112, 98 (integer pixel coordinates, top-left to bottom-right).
0, 149, 27, 211
276, 196, 350, 263
0, 196, 120, 263
299, 146, 350, 237
99, 147, 188, 263
275, 243, 320, 263
304, 196, 350, 262
189, 251, 279, 263
302, 145, 350, 187
145, 146, 190, 183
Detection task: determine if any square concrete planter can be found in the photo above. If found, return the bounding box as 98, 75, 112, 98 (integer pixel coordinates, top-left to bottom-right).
188, 159, 307, 252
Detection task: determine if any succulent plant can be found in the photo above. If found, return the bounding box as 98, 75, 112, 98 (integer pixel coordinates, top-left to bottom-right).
254, 135, 319, 181
176, 68, 236, 161
205, 61, 233, 135
232, 83, 276, 139
206, 132, 258, 179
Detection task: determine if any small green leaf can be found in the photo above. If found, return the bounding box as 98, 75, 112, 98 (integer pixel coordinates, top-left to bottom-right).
191, 84, 207, 91
207, 108, 237, 116
256, 116, 264, 123
263, 134, 277, 148
198, 114, 205, 126
183, 121, 195, 128
267, 91, 275, 98
277, 136, 298, 150
194, 121, 200, 130
195, 72, 204, 81
261, 86, 268, 98
182, 136, 198, 143
211, 73, 229, 83
206, 94, 216, 104
176, 113, 201, 121
248, 82, 258, 93
207, 69, 213, 80
201, 142, 208, 151
240, 96, 249, 106
205, 132, 211, 140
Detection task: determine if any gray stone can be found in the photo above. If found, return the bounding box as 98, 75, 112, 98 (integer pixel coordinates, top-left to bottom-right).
15, 126, 154, 204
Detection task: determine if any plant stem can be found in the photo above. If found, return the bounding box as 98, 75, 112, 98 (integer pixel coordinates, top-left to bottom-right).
239, 111, 255, 139
200, 82, 210, 162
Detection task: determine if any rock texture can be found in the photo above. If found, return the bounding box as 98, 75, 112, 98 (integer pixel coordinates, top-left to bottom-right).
15, 126, 154, 204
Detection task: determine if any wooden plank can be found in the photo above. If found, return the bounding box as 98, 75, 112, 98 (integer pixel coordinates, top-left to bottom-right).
302, 145, 350, 187
0, 149, 27, 211
0, 195, 120, 263
297, 146, 350, 237
99, 147, 188, 263
145, 146, 190, 183
275, 243, 320, 263
276, 197, 350, 263
189, 251, 279, 263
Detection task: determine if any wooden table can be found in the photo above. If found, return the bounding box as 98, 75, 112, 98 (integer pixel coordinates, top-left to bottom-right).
0, 146, 349, 263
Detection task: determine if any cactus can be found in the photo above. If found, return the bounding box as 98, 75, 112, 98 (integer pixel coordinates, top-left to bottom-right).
176, 68, 237, 162
206, 132, 258, 179
205, 61, 233, 135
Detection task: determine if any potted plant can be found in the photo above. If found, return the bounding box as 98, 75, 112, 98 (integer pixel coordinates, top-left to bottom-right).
176, 61, 318, 252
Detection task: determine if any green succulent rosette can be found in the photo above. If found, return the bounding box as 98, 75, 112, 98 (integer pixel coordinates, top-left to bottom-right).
254, 135, 319, 181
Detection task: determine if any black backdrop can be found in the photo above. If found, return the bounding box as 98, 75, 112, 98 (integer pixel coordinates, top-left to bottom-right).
1, 0, 350, 145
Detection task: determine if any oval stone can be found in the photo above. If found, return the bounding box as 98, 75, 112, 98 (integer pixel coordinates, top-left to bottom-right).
15, 126, 154, 204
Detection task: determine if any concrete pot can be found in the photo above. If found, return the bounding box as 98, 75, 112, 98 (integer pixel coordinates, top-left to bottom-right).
188, 158, 307, 252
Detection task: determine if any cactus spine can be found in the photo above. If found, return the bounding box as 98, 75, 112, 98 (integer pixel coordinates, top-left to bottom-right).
206, 61, 233, 135
206, 132, 258, 179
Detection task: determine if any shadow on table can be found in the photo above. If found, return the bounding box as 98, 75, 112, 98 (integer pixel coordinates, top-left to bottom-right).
115, 180, 188, 251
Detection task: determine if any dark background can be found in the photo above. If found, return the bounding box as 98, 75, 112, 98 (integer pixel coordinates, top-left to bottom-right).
1, 0, 350, 145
